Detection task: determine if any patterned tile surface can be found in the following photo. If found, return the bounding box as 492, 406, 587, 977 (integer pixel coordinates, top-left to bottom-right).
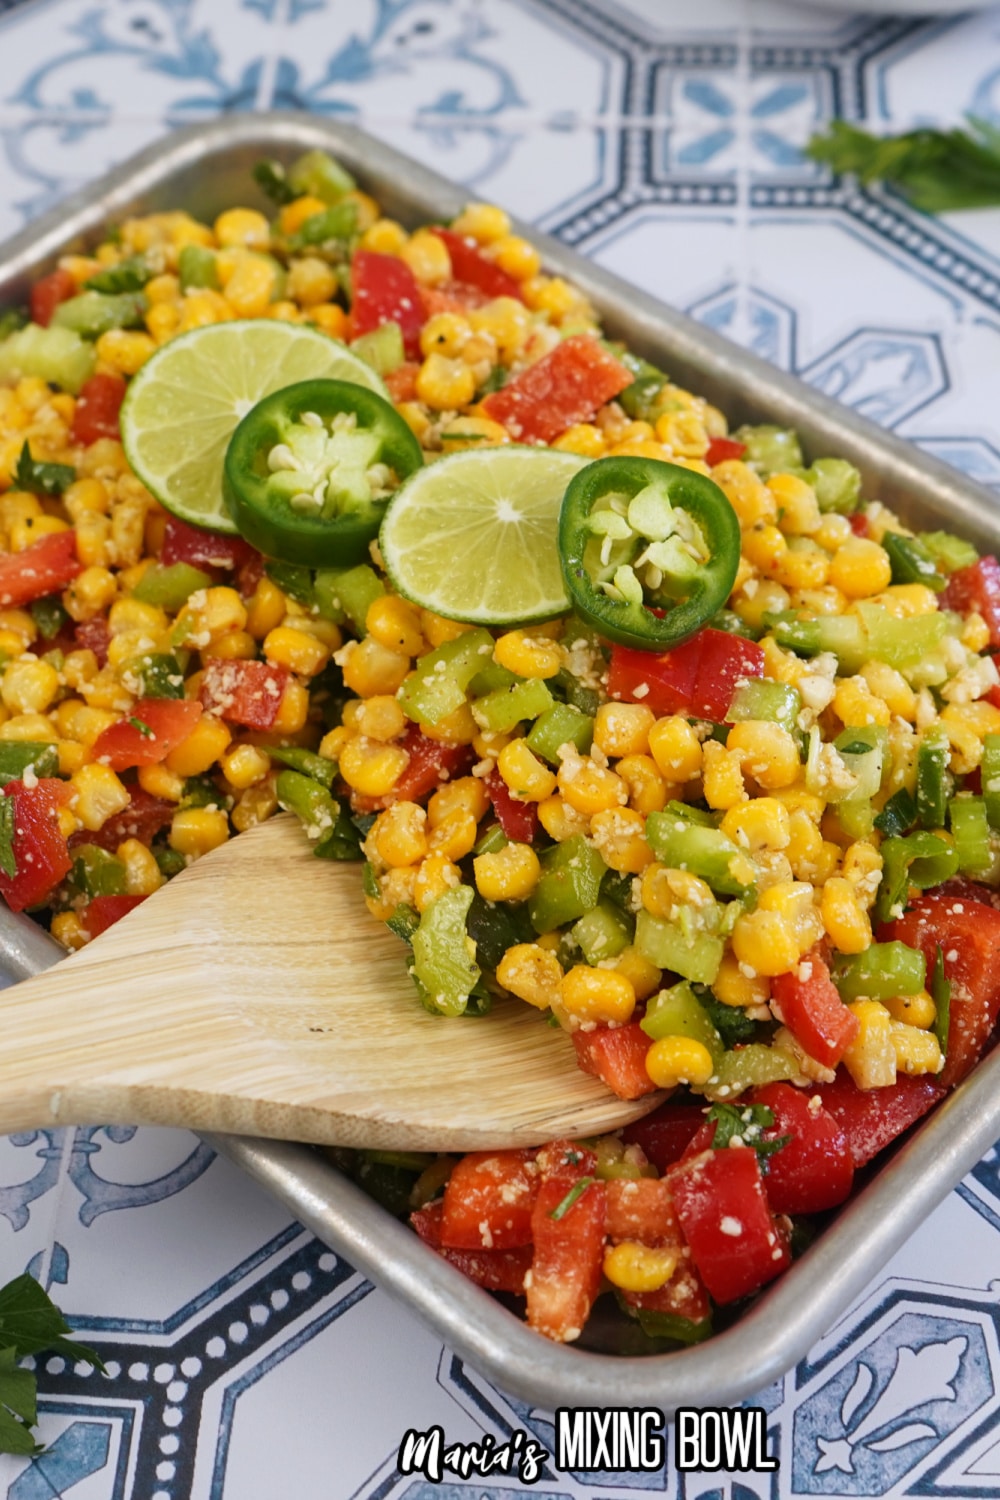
1, 0, 1000, 1494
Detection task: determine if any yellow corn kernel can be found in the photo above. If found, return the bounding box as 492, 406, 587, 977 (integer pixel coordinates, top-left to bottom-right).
552, 423, 606, 459
94, 329, 156, 376
558, 755, 627, 816
451, 203, 510, 244
841, 841, 883, 908
526, 275, 581, 323
439, 415, 510, 453
962, 611, 991, 653
871, 583, 939, 619
726, 720, 801, 790
468, 297, 531, 359
116, 837, 165, 896
107, 597, 166, 638
701, 741, 746, 811
497, 739, 556, 802
54, 699, 113, 745
833, 676, 891, 729
490, 234, 541, 281
335, 738, 406, 800
365, 595, 425, 657
363, 864, 417, 922
52, 910, 90, 950
347, 695, 404, 745
603, 1241, 679, 1294
606, 946, 658, 1003
428, 776, 490, 828
412, 852, 462, 913
759, 878, 823, 939
56, 738, 87, 774
419, 312, 471, 359
164, 715, 232, 778
645, 1035, 714, 1089
860, 660, 916, 721
286, 256, 338, 308
560, 965, 636, 1025
398, 227, 451, 286
9, 515, 71, 553
493, 629, 562, 681
231, 776, 278, 834
883, 989, 936, 1030
178, 289, 235, 331
262, 625, 330, 678
221, 742, 271, 791
214, 207, 270, 249
593, 702, 654, 759
277, 194, 327, 235
244, 578, 287, 640
721, 797, 791, 853
784, 809, 827, 881
223, 254, 280, 318
942, 701, 1000, 774
0, 714, 56, 743
0, 491, 41, 529
177, 586, 248, 645
62, 480, 109, 528
169, 806, 230, 858
742, 522, 788, 572
615, 754, 668, 816
144, 272, 180, 305
0, 609, 37, 646
474, 842, 541, 902
496, 943, 562, 1009
648, 716, 702, 784
340, 638, 411, 698
0, 630, 27, 658
420, 702, 479, 746
420, 610, 472, 648
415, 352, 476, 410
640, 864, 714, 920
731, 908, 801, 978
713, 950, 770, 1008
428, 808, 479, 862
70, 762, 131, 832
828, 537, 892, 598
271, 678, 310, 735
731, 579, 789, 633
146, 301, 180, 342
771, 540, 830, 591
537, 793, 591, 842
372, 802, 428, 868
207, 629, 257, 662
1, 658, 60, 716
890, 1021, 943, 1076
134, 765, 185, 805
360, 216, 408, 254
716, 461, 778, 527
843, 1000, 897, 1089
590, 807, 653, 874
769, 471, 821, 535
820, 876, 871, 954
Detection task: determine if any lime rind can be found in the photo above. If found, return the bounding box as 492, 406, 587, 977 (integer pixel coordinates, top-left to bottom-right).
379, 445, 588, 624
120, 320, 388, 534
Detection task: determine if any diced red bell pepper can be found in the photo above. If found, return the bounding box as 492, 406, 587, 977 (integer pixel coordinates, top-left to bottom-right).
439, 1148, 538, 1249
572, 1021, 660, 1100
74, 615, 111, 667
160, 516, 260, 573
770, 950, 859, 1069
421, 284, 491, 318
69, 787, 175, 853
411, 1201, 532, 1294
814, 1069, 945, 1168
347, 249, 426, 361
605, 1175, 678, 1244
481, 335, 633, 445
608, 627, 765, 723
526, 1172, 606, 1342
848, 512, 870, 538
621, 1101, 708, 1172
428, 228, 525, 303
0, 530, 81, 608
83, 893, 148, 937
704, 437, 747, 467
30, 267, 76, 328
484, 767, 538, 844
72, 372, 126, 445
943, 555, 1000, 649
383, 362, 420, 404
534, 1139, 597, 1178
749, 1082, 854, 1215
367, 726, 474, 809
199, 658, 289, 731
881, 893, 1000, 1087
91, 697, 203, 772
0, 778, 72, 913
620, 1264, 712, 1326
668, 1147, 791, 1305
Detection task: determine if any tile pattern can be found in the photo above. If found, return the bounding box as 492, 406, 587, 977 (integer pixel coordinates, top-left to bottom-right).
1, 0, 1000, 1494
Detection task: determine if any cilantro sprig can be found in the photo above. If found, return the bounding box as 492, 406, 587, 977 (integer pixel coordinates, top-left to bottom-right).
705, 1103, 790, 1171
806, 117, 1000, 213
0, 1275, 104, 1455
14, 442, 75, 499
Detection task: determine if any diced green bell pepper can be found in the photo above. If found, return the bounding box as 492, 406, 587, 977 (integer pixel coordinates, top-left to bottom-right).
733, 424, 804, 476
727, 678, 801, 733
572, 901, 633, 964
411, 884, 480, 1016
288, 148, 356, 202
918, 530, 978, 574
882, 532, 945, 592
71, 843, 128, 897
132, 562, 213, 612
525, 702, 594, 763
835, 941, 926, 1001
473, 677, 553, 734
398, 628, 494, 727
634, 910, 724, 985
640, 980, 723, 1056
51, 290, 147, 338
700, 1043, 799, 1099
351, 322, 405, 375
0, 323, 96, 393
268, 745, 338, 787
528, 834, 607, 934
644, 812, 754, 898
0, 740, 60, 785
916, 724, 952, 829
124, 652, 185, 699
874, 831, 959, 924
949, 795, 993, 877
178, 244, 219, 291
313, 564, 386, 635
797, 457, 861, 515
982, 735, 1000, 830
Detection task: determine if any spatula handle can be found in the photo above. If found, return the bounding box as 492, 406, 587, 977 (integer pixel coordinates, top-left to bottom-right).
0, 906, 63, 983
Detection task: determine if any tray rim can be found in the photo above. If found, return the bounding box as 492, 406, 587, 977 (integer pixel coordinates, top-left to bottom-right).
2, 111, 1000, 1412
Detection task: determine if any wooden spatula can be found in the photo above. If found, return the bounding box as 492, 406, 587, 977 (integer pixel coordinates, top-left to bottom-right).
0, 814, 659, 1150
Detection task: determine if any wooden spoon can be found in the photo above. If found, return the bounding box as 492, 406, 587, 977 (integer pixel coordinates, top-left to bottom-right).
0, 814, 659, 1150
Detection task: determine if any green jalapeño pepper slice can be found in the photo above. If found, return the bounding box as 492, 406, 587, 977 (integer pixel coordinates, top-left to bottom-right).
223, 378, 423, 566
558, 455, 741, 651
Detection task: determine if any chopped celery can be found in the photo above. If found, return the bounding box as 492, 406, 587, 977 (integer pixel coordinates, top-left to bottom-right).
949, 795, 993, 877
528, 835, 607, 934
916, 725, 952, 830
769, 612, 867, 672
640, 980, 723, 1056
0, 322, 95, 393
855, 602, 956, 672
178, 244, 220, 291
0, 740, 59, 785
701, 1044, 799, 1099
797, 456, 861, 515
411, 884, 480, 1016
634, 911, 724, 985
644, 812, 754, 898
398, 628, 494, 726
350, 322, 405, 376
983, 735, 1000, 829
288, 148, 356, 202
835, 941, 926, 1001
919, 530, 978, 575
526, 702, 594, 763
882, 532, 945, 592
314, 564, 385, 635
727, 678, 801, 732
874, 830, 959, 923
835, 726, 887, 799
132, 562, 213, 612
572, 901, 633, 964
733, 424, 803, 476
472, 677, 553, 734
51, 290, 147, 338
71, 844, 128, 898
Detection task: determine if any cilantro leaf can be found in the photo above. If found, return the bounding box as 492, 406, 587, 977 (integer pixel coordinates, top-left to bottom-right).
705, 1102, 790, 1170
0, 797, 17, 880
806, 117, 1000, 213
874, 787, 918, 839
127, 716, 154, 738
0, 1276, 105, 1456
252, 159, 295, 206
84, 256, 150, 295
931, 943, 952, 1058
14, 442, 75, 498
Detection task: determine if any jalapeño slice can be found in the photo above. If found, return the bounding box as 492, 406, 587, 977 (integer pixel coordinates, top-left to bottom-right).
558, 455, 741, 651
223, 378, 422, 566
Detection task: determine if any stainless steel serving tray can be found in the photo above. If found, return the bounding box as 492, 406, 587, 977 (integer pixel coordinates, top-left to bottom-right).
2, 114, 999, 1413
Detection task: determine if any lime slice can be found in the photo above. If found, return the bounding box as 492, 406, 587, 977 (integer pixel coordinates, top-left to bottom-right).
379, 446, 588, 624
120, 320, 388, 534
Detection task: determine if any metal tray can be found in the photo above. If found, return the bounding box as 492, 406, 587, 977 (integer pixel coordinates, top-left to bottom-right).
2, 113, 1000, 1413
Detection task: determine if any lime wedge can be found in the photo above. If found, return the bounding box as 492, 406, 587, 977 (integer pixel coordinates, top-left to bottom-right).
120, 320, 388, 534
379, 446, 588, 624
